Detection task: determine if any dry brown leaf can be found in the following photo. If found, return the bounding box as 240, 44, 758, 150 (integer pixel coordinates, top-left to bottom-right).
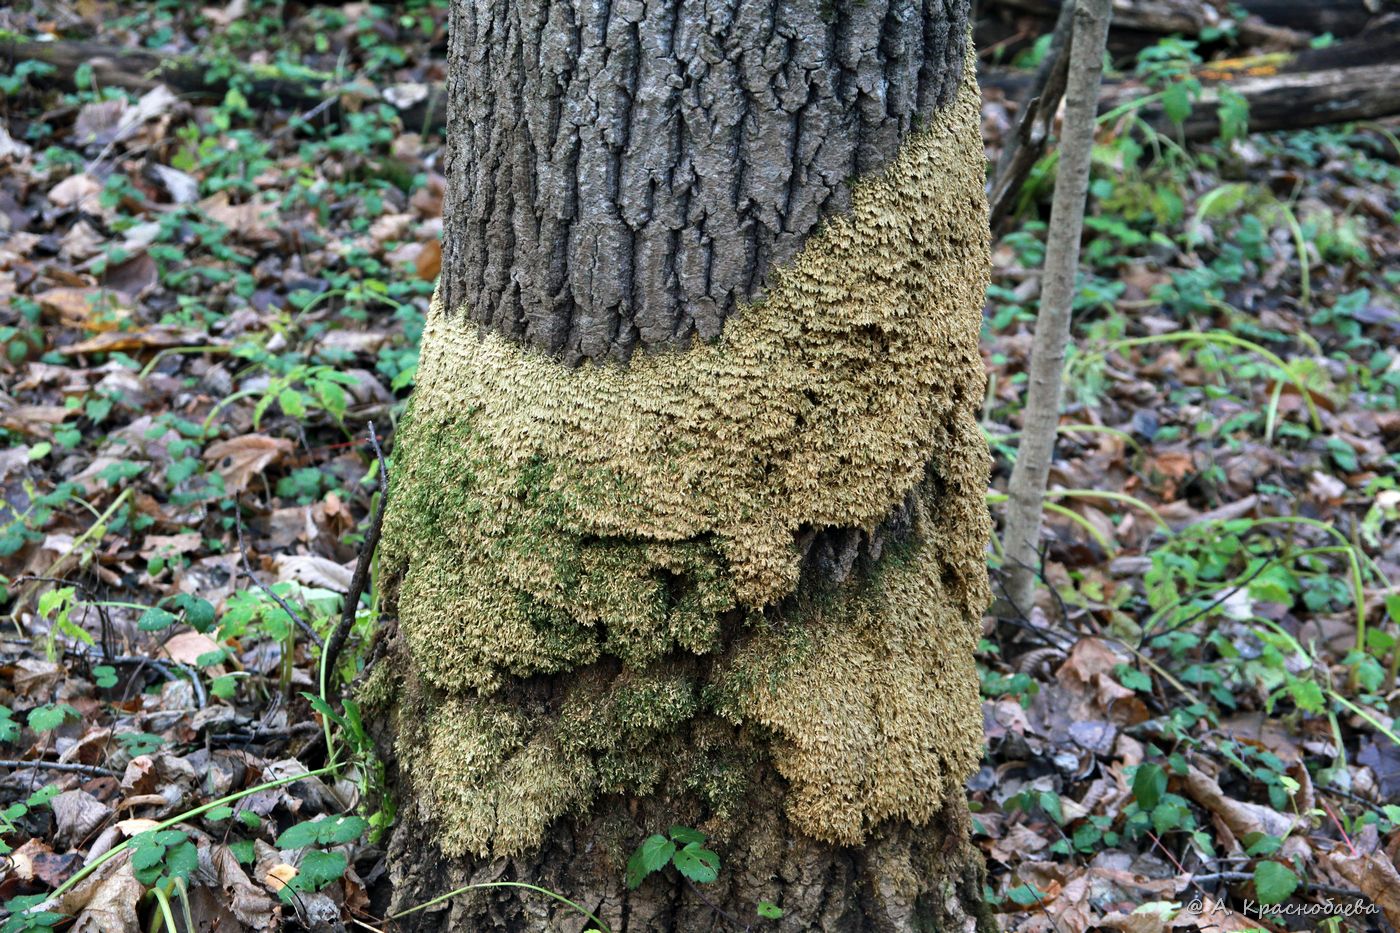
139, 532, 202, 560
264, 862, 298, 893
55, 850, 142, 933
204, 434, 294, 493
51, 790, 114, 849
60, 326, 206, 355
161, 631, 223, 666
1322, 827, 1400, 928
1183, 764, 1299, 842
48, 172, 103, 210
201, 192, 280, 245
275, 554, 353, 593
213, 843, 281, 930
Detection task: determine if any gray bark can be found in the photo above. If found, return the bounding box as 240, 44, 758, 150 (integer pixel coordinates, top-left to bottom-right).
1000, 0, 1112, 616
438, 0, 970, 363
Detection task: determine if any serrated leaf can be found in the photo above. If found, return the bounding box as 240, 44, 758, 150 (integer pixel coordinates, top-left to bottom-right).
230, 839, 256, 863
626, 834, 674, 890
130, 840, 166, 871
673, 843, 719, 884
1253, 860, 1298, 905
172, 594, 216, 632
138, 607, 177, 631
293, 849, 347, 892
28, 703, 77, 733
668, 825, 706, 845
276, 820, 322, 850
163, 840, 199, 880
323, 815, 368, 844
206, 805, 234, 821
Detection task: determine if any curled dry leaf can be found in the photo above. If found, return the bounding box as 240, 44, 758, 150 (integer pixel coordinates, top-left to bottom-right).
1322, 825, 1400, 928
274, 553, 353, 593
51, 790, 114, 849
55, 849, 142, 933
204, 434, 294, 494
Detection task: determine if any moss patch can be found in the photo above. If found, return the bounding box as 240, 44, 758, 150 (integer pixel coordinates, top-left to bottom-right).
382, 62, 991, 858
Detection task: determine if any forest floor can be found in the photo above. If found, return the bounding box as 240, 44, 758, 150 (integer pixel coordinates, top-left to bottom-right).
1, 2, 1398, 932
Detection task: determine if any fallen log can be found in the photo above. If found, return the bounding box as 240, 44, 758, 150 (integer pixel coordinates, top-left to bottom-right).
982, 20, 1400, 143
980, 0, 1381, 44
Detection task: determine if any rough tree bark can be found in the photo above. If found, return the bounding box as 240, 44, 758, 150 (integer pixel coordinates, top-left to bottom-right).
364, 1, 997, 930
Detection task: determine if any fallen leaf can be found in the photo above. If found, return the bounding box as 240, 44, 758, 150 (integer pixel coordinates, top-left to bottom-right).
161, 631, 223, 666
275, 554, 353, 593
51, 789, 114, 849
204, 434, 294, 493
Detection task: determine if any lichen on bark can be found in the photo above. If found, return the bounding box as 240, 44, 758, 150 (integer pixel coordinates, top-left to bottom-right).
377, 59, 991, 861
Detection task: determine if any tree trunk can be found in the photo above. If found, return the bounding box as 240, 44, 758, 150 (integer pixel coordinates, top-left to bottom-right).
365, 1, 997, 930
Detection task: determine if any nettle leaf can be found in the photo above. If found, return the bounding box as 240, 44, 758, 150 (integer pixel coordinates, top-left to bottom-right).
626, 834, 675, 890
1113, 663, 1152, 693
668, 825, 706, 845
672, 842, 719, 884
171, 593, 216, 632
139, 607, 178, 631
230, 840, 257, 864
1253, 860, 1299, 905
289, 850, 347, 894
206, 805, 235, 821
276, 820, 322, 850
323, 816, 369, 845
757, 900, 783, 920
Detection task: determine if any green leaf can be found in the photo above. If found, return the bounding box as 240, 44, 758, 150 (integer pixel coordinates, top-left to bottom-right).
0, 707, 20, 743
28, 704, 77, 733
130, 839, 167, 872
171, 594, 216, 632
1162, 81, 1193, 125
626, 834, 674, 890
757, 900, 783, 919
291, 850, 347, 893
276, 820, 323, 850
163, 840, 199, 881
209, 675, 238, 699
1114, 664, 1152, 693
278, 388, 307, 418
230, 840, 257, 864
1132, 763, 1167, 810
138, 607, 178, 631
92, 665, 118, 688
206, 806, 235, 821
672, 843, 719, 884
323, 815, 369, 845
668, 825, 706, 845
1006, 883, 1045, 907
1253, 860, 1298, 905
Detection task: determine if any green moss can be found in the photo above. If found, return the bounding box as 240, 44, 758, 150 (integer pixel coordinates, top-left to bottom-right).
382, 61, 992, 858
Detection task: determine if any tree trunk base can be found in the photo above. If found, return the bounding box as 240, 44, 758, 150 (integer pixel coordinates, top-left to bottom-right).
376, 747, 995, 933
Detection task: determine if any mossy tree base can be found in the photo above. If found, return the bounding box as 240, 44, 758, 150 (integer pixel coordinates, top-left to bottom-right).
376, 746, 996, 933
368, 29, 995, 933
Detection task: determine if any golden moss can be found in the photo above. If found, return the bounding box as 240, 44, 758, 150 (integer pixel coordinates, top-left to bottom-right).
382, 60, 991, 857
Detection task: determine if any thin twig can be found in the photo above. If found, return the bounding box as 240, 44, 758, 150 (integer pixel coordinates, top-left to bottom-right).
0, 759, 119, 779
234, 508, 323, 647
323, 422, 389, 689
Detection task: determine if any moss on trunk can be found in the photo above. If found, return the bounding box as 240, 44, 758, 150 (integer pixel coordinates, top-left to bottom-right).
369, 52, 993, 929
